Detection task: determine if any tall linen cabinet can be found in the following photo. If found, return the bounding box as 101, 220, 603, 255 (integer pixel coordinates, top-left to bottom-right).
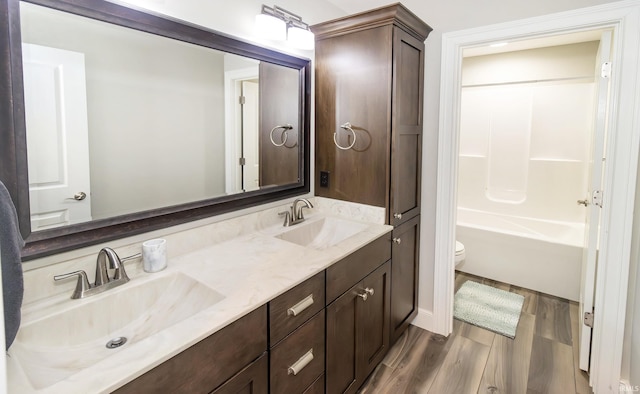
312, 4, 432, 345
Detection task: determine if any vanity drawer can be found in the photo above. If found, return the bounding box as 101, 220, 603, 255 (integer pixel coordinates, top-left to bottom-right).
269, 271, 325, 345
326, 233, 391, 303
211, 352, 268, 394
270, 310, 325, 394
303, 374, 325, 394
114, 305, 267, 393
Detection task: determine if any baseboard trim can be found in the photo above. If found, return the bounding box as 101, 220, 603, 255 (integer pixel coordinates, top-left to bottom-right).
410, 308, 441, 334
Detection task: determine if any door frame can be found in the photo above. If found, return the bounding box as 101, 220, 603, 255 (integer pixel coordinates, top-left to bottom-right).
434, 1, 640, 392
223, 66, 259, 194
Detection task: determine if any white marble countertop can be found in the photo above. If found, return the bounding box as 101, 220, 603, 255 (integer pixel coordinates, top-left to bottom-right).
7, 203, 392, 393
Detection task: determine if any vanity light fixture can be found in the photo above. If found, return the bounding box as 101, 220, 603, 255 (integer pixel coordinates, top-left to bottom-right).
256, 5, 314, 50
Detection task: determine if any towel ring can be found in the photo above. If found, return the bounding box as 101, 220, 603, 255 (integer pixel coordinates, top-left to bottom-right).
270, 124, 293, 147
334, 122, 356, 150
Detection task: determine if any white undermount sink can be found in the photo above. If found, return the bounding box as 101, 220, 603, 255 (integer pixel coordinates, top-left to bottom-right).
276, 217, 369, 249
11, 272, 224, 390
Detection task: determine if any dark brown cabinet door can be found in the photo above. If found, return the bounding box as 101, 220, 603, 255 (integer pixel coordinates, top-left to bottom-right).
326, 261, 391, 394
259, 62, 300, 187
314, 25, 392, 208
389, 28, 425, 227
358, 261, 391, 379
390, 216, 421, 343
211, 353, 268, 394
326, 283, 359, 394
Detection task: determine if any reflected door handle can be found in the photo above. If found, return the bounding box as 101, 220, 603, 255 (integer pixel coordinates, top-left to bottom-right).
67, 192, 87, 201
577, 199, 589, 207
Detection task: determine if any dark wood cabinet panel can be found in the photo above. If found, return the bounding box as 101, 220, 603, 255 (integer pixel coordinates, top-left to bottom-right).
389, 28, 424, 227
390, 216, 421, 343
302, 374, 325, 394
326, 233, 391, 304
269, 271, 325, 345
326, 286, 359, 394
259, 62, 300, 187
312, 4, 430, 226
359, 262, 391, 378
312, 4, 430, 354
326, 261, 391, 394
314, 25, 392, 208
114, 306, 267, 394
211, 353, 268, 394
270, 310, 325, 394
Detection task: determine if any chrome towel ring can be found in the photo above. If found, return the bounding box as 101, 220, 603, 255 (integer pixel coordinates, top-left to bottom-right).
334, 122, 356, 150
270, 124, 293, 147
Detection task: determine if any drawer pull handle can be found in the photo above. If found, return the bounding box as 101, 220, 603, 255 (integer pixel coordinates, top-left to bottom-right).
287, 294, 314, 316
288, 349, 314, 376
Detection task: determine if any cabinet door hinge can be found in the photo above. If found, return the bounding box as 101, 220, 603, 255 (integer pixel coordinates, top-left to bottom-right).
239, 157, 246, 166
584, 311, 594, 328
239, 95, 246, 105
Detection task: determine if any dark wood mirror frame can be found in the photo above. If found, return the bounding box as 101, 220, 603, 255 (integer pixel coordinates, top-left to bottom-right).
0, 0, 311, 261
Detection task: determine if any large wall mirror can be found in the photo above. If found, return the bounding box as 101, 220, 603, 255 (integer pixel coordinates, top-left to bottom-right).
0, 0, 311, 260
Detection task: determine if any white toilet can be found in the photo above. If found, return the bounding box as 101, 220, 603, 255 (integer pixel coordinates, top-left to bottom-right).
455, 241, 466, 266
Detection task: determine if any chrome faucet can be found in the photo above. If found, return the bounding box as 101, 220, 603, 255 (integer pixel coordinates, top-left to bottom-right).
54, 247, 140, 299
279, 198, 314, 226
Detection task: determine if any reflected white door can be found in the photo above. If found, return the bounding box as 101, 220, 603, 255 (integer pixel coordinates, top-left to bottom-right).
579, 30, 612, 372
22, 43, 92, 229
242, 80, 259, 191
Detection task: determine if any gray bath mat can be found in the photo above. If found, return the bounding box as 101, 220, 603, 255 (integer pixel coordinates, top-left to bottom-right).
454, 281, 524, 339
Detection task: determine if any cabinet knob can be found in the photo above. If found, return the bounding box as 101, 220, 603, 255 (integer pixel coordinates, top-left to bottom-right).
393, 238, 402, 245
393, 213, 402, 219
364, 287, 374, 296
356, 291, 368, 301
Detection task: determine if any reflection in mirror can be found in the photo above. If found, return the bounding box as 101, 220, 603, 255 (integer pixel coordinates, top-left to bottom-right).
0, 0, 310, 260
20, 1, 301, 231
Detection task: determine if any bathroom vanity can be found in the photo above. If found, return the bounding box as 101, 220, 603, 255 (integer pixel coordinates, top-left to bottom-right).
113, 221, 392, 394
7, 200, 393, 393
0, 0, 431, 392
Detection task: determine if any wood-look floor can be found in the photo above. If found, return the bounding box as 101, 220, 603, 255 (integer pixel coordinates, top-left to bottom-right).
359, 272, 592, 394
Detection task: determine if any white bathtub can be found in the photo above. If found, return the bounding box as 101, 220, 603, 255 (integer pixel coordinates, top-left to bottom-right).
456, 208, 584, 301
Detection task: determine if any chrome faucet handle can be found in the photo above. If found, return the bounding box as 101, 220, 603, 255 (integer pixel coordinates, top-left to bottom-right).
54, 270, 91, 299
278, 210, 291, 227
113, 253, 139, 281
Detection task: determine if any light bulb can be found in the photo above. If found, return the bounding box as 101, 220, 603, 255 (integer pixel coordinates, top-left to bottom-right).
287, 26, 314, 50
255, 13, 286, 41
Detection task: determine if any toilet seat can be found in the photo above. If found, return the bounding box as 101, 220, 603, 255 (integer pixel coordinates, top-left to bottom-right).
455, 241, 465, 256
455, 241, 465, 266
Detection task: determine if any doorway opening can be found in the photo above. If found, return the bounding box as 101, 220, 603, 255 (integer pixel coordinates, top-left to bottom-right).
434, 4, 640, 392
453, 30, 611, 374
